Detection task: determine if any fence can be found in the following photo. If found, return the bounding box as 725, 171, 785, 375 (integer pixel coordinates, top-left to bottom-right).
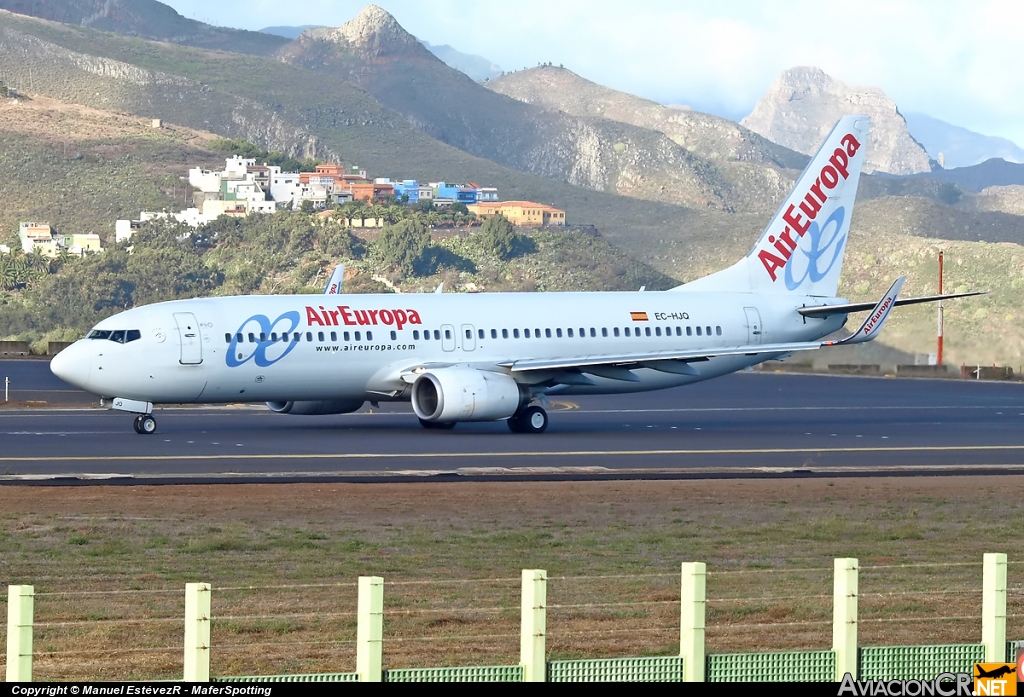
4, 554, 1020, 682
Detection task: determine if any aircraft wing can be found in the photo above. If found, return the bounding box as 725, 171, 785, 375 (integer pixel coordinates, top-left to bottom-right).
503, 278, 907, 378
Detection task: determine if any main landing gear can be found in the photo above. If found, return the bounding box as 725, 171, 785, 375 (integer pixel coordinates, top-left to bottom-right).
507, 404, 548, 434
133, 414, 157, 435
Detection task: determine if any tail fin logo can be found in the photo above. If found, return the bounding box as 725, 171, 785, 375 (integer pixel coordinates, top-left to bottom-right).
758, 133, 862, 284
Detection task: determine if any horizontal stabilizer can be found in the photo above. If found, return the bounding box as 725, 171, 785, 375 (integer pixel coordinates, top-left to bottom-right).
799, 289, 986, 318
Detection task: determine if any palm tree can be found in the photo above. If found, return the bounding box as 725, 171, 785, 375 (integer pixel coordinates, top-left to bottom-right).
0, 254, 16, 290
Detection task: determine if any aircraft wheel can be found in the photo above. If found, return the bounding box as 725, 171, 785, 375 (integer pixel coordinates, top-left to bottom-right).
419, 418, 456, 430
518, 405, 548, 434
507, 414, 525, 433
132, 415, 143, 434
138, 414, 157, 435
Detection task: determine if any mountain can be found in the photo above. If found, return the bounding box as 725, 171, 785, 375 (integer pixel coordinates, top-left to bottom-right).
260, 25, 320, 40
918, 158, 1024, 192
276, 6, 739, 211
419, 40, 501, 82
904, 112, 1024, 169
487, 65, 809, 213
0, 0, 287, 55
742, 67, 933, 176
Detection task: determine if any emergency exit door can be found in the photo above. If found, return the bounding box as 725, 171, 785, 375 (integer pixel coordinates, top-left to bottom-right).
173, 312, 203, 364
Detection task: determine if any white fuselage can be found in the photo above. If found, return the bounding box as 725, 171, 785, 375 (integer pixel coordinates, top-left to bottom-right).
51, 291, 847, 405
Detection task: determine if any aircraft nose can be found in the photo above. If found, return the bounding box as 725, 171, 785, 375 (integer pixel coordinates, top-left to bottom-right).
50, 342, 92, 391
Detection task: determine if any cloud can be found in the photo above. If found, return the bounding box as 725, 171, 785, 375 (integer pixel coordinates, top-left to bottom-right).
164, 0, 1024, 145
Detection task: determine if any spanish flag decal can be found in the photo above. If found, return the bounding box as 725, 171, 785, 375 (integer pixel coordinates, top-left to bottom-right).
630, 311, 649, 321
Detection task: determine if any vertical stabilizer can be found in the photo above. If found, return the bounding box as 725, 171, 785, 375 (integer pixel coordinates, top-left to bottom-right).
323, 264, 345, 295
677, 115, 870, 296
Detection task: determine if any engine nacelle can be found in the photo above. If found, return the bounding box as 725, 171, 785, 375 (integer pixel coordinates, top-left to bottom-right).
411, 368, 522, 422
266, 399, 365, 415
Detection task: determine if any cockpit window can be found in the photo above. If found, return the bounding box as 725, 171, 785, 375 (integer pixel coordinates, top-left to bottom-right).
89, 329, 141, 343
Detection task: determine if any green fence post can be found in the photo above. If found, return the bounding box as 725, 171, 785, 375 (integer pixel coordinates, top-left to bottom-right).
833, 558, 858, 681
982, 553, 1007, 662
356, 576, 384, 682
520, 569, 547, 682
6, 585, 34, 682
183, 582, 211, 682
680, 562, 706, 682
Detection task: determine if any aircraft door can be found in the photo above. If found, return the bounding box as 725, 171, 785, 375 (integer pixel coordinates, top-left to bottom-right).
173, 312, 203, 364
461, 324, 476, 352
743, 307, 763, 345
441, 324, 456, 352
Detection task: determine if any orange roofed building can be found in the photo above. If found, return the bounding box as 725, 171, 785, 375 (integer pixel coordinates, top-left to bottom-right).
467, 201, 565, 226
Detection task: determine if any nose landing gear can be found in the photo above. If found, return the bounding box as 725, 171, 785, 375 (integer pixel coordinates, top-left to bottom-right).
132, 414, 157, 435
105, 397, 157, 435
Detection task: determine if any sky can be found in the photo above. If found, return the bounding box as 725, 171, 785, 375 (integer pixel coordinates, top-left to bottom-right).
163, 0, 1024, 147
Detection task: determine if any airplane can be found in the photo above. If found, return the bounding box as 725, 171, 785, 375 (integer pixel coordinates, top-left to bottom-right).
51, 115, 984, 435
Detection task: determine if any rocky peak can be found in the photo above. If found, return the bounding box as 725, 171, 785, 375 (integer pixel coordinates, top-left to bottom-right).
302, 4, 419, 57
742, 66, 933, 175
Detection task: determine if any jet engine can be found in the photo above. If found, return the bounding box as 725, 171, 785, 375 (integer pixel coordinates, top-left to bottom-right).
266, 399, 365, 415
411, 368, 522, 423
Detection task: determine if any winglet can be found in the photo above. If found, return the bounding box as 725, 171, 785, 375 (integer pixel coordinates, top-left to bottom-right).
323, 264, 344, 294
825, 276, 905, 346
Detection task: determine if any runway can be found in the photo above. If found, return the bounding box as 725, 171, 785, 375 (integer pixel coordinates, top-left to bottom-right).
1, 359, 1023, 482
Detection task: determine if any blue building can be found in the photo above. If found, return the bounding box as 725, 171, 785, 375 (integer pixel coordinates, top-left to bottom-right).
390, 179, 420, 203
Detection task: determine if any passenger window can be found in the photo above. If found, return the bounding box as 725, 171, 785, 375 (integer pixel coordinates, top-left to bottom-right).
271, 333, 278, 342
332, 331, 338, 341
546, 328, 552, 338
444, 329, 451, 340
602, 328, 608, 337
491, 329, 497, 339
343, 332, 350, 341
293, 333, 300, 342
525, 328, 531, 338
413, 330, 420, 340
465, 329, 472, 339
696, 326, 702, 336
686, 327, 692, 336
567, 328, 574, 338
478, 329, 484, 339
366, 331, 372, 341
706, 326, 712, 336
237, 333, 244, 343
260, 332, 267, 342
502, 329, 509, 339
306, 332, 312, 342
645, 327, 652, 337
434, 330, 440, 340
613, 328, 620, 337
513, 328, 520, 338
353, 332, 360, 341
591, 328, 597, 338
676, 327, 682, 336
535, 328, 541, 338
225, 333, 232, 343
423, 331, 430, 341
249, 333, 256, 343
126, 330, 141, 343
716, 326, 722, 336
318, 332, 325, 342
556, 328, 563, 338
655, 327, 661, 337
391, 331, 397, 340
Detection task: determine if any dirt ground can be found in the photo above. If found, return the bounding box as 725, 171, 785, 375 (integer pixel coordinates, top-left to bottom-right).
0, 476, 1021, 680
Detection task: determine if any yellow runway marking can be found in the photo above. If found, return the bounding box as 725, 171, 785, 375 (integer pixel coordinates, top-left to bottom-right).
3, 444, 1024, 462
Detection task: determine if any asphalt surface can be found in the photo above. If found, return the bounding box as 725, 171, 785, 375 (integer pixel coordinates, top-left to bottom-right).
1, 358, 1023, 482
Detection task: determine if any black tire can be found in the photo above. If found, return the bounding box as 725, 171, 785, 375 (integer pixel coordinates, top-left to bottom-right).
139, 415, 157, 434
132, 416, 143, 434
507, 415, 525, 433
518, 406, 548, 434
419, 418, 456, 430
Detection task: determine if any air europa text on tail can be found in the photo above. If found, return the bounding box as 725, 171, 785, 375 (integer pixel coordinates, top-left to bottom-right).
758, 133, 862, 282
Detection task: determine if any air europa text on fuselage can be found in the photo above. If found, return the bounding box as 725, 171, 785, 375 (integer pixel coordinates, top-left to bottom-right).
758, 133, 862, 282
305, 305, 423, 331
